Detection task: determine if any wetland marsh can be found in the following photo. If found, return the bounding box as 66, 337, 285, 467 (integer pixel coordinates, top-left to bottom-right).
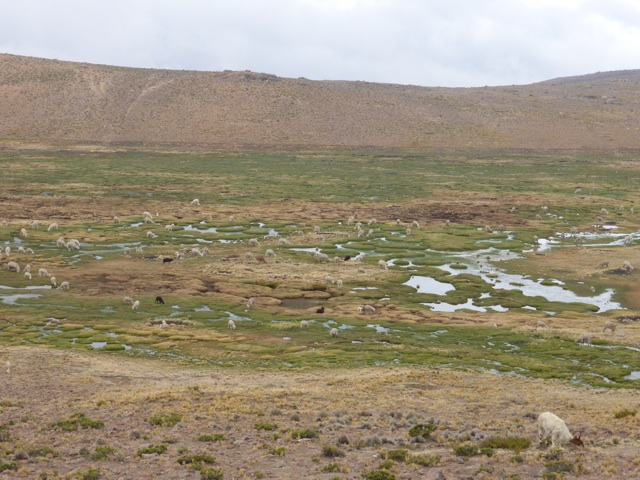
2, 149, 640, 478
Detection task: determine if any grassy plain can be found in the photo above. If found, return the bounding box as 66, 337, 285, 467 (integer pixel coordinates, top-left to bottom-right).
2, 148, 640, 478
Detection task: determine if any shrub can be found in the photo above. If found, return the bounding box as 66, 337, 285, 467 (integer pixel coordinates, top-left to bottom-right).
290, 428, 318, 439
361, 469, 395, 480
199, 467, 224, 480
321, 445, 346, 458
545, 460, 574, 473
177, 454, 216, 467
91, 446, 115, 461
255, 422, 278, 431
147, 412, 182, 427
480, 435, 531, 451
136, 444, 168, 456
75, 467, 101, 480
28, 446, 58, 457
267, 446, 285, 456
51, 412, 104, 432
322, 463, 342, 473
408, 454, 440, 467
0, 461, 19, 472
408, 423, 436, 439
385, 449, 408, 462
454, 443, 479, 457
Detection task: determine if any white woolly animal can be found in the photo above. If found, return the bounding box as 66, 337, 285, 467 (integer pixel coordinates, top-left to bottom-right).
227, 319, 236, 330
24, 271, 32, 280
378, 259, 388, 270
300, 320, 309, 329
5, 361, 10, 374
247, 297, 256, 309
191, 199, 200, 205
4, 246, 10, 256
537, 412, 583, 448
336, 279, 343, 289
38, 268, 50, 278
47, 223, 58, 231
58, 281, 69, 290
24, 264, 31, 273
7, 261, 20, 273
50, 276, 57, 287
132, 300, 140, 311
20, 228, 28, 237
113, 216, 120, 223
122, 296, 134, 305
329, 328, 339, 337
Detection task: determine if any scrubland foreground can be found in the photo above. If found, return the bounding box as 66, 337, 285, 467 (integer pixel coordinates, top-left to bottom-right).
1, 148, 640, 478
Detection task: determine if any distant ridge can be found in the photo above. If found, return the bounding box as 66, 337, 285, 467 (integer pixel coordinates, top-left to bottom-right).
1, 53, 640, 152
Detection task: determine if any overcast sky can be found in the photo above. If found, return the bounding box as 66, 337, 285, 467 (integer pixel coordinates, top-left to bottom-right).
1, 0, 639, 87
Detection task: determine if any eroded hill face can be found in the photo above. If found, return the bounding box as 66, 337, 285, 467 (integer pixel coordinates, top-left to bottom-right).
1, 53, 640, 151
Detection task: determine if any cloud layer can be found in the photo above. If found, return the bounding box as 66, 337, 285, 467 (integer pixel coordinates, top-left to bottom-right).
2, 0, 639, 87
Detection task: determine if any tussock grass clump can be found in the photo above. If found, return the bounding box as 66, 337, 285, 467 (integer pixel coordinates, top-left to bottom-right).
384, 449, 408, 462
361, 469, 395, 480
614, 408, 636, 419
51, 412, 104, 432
177, 453, 216, 467
408, 423, 437, 440
0, 460, 19, 473
198, 433, 225, 442
408, 454, 440, 467
290, 428, 318, 439
74, 466, 101, 480
255, 422, 278, 431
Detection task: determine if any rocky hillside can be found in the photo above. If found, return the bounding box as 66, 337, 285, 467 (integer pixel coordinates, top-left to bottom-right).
1, 53, 639, 151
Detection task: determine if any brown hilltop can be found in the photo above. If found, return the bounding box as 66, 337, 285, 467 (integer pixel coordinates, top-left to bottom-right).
1, 53, 640, 151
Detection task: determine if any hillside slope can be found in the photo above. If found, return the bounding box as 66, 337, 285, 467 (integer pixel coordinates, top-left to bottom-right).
1, 53, 639, 151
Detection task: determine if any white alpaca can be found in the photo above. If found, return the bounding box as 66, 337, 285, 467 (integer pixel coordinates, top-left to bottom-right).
538, 412, 583, 448
228, 319, 236, 330
329, 328, 339, 337
300, 320, 309, 329
132, 300, 140, 311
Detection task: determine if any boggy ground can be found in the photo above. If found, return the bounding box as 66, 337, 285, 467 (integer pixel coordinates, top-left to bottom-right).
1, 346, 640, 480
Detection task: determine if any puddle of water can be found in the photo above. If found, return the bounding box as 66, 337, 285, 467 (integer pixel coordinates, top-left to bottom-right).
404, 276, 455, 295
367, 324, 390, 333
624, 371, 640, 380
0, 293, 41, 305
91, 342, 107, 349
184, 224, 218, 233
195, 305, 211, 312
423, 298, 487, 312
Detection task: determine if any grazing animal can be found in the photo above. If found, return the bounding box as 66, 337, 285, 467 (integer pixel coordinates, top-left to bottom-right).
47, 223, 58, 231
536, 320, 547, 330
316, 306, 325, 314
344, 255, 352, 261
20, 228, 28, 237
58, 281, 69, 291
329, 328, 339, 337
336, 279, 343, 289
603, 321, 617, 333
378, 259, 388, 270
364, 305, 376, 315
6, 261, 20, 273
122, 296, 134, 305
300, 320, 309, 329
24, 271, 32, 280
538, 412, 584, 449
113, 216, 120, 223
162, 257, 174, 264
132, 300, 140, 311
575, 333, 592, 345
247, 297, 256, 309
191, 199, 200, 206
155, 296, 165, 304
228, 319, 236, 330
5, 361, 10, 374
50, 276, 57, 287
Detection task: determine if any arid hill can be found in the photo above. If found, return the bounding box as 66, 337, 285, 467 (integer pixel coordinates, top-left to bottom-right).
1, 53, 639, 151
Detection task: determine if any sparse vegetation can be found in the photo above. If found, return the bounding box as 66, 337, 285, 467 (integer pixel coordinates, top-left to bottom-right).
50, 413, 104, 432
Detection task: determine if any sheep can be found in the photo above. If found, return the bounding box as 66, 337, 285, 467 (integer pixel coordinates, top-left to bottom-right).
624, 234, 633, 245
50, 276, 57, 287
598, 260, 609, 269
132, 300, 140, 311
190, 248, 204, 257
357, 229, 365, 238
175, 251, 185, 260
228, 319, 236, 330
347, 216, 355, 225
357, 267, 366, 274
20, 228, 28, 237
144, 216, 155, 224
160, 319, 168, 328
623, 260, 634, 273
313, 225, 321, 234
247, 297, 256, 309
122, 296, 134, 305
4, 246, 10, 256
56, 237, 66, 248
330, 328, 339, 337
366, 229, 374, 237
324, 276, 334, 285
378, 259, 388, 270
191, 199, 200, 206
316, 253, 330, 262
541, 206, 548, 213
66, 241, 80, 251
146, 231, 157, 239
229, 215, 236, 223
25, 248, 34, 255
248, 238, 260, 247
278, 238, 290, 245
245, 252, 256, 262
357, 305, 364, 314
24, 264, 31, 273
537, 412, 584, 449
333, 256, 342, 263
58, 281, 70, 291
18, 247, 25, 254
135, 245, 143, 254
603, 321, 617, 333
47, 223, 58, 231
368, 218, 377, 225
536, 320, 547, 330
364, 305, 376, 315
38, 268, 49, 278
113, 216, 120, 223
24, 271, 32, 280
575, 333, 592, 345
574, 188, 582, 194
300, 320, 309, 329
406, 227, 412, 236
497, 224, 505, 232
601, 208, 609, 215
396, 218, 401, 225
155, 296, 165, 304
265, 249, 276, 258
336, 279, 343, 289
165, 224, 174, 232
535, 214, 542, 220
123, 247, 131, 256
